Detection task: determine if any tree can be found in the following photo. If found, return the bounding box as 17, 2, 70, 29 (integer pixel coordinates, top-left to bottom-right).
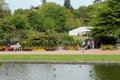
64, 9, 80, 31
91, 0, 120, 44
43, 17, 55, 31
14, 9, 26, 15
27, 10, 44, 32
64, 0, 73, 11
0, 0, 11, 18
39, 2, 67, 32
11, 14, 30, 30
74, 6, 88, 26
74, 5, 96, 26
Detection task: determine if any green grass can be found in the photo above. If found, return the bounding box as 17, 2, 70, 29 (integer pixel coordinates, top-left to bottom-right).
0, 54, 120, 61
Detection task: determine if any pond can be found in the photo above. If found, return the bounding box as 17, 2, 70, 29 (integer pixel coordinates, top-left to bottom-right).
0, 63, 120, 80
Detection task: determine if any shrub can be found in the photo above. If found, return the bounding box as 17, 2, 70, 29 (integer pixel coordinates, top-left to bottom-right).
24, 30, 59, 48
93, 34, 117, 48
101, 45, 116, 50
0, 46, 6, 51
22, 46, 32, 51
61, 34, 74, 46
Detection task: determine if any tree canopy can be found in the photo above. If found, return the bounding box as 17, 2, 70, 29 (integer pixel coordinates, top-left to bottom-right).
1, 0, 120, 47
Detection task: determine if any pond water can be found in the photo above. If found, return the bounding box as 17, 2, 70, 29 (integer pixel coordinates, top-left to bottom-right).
0, 63, 120, 80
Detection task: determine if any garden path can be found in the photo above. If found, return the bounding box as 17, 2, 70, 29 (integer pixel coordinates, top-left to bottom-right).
0, 49, 120, 54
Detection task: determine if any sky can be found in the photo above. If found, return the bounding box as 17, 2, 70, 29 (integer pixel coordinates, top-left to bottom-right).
5, 0, 94, 13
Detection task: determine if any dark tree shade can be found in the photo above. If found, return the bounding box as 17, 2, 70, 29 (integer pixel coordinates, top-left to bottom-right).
64, 0, 73, 11
42, 0, 47, 4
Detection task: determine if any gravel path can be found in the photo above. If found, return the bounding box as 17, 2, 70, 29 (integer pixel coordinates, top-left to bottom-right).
0, 49, 120, 54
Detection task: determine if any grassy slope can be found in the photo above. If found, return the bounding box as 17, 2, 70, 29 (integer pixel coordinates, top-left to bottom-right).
0, 54, 120, 61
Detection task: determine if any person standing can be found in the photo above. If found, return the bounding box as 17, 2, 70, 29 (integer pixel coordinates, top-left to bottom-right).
6, 40, 11, 51
90, 40, 94, 49
87, 40, 91, 49
82, 40, 86, 48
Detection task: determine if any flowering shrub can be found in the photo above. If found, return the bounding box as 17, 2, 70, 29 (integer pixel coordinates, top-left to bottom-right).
101, 45, 116, 50
0, 46, 6, 51
22, 47, 32, 51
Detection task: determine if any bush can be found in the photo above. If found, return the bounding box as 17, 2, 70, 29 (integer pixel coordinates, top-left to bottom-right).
93, 34, 117, 48
61, 34, 74, 46
23, 30, 59, 48
0, 46, 6, 51
101, 45, 116, 50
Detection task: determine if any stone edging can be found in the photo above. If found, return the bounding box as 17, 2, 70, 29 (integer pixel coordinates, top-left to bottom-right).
0, 60, 120, 65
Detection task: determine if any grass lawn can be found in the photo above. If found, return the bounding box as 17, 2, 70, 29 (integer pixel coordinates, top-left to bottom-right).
0, 54, 120, 61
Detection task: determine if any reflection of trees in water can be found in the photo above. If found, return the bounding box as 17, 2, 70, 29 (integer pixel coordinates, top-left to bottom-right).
93, 64, 120, 80
0, 62, 4, 67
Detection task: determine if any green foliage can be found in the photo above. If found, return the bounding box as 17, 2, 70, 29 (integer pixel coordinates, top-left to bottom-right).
2, 0, 120, 48
14, 8, 26, 15
26, 30, 58, 48
74, 5, 95, 26
61, 34, 74, 46
0, 0, 11, 18
11, 14, 30, 30
64, 9, 80, 31
0, 18, 15, 32
93, 34, 116, 48
27, 10, 44, 32
101, 45, 116, 50
39, 2, 67, 32
91, 0, 120, 41
43, 17, 55, 31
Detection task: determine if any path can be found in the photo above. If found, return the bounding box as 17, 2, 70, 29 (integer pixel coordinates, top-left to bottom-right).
0, 49, 120, 54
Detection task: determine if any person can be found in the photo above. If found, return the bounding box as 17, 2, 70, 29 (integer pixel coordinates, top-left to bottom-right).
6, 40, 11, 51
87, 40, 91, 49
81, 40, 87, 53
14, 41, 21, 51
82, 40, 86, 48
90, 40, 94, 49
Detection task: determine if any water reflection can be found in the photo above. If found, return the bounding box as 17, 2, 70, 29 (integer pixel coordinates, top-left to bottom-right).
0, 63, 94, 80
94, 64, 120, 80
0, 63, 120, 80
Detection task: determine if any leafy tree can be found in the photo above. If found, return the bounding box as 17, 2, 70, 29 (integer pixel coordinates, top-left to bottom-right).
64, 0, 73, 11
27, 10, 44, 32
0, 18, 15, 32
0, 0, 11, 18
74, 6, 88, 26
64, 9, 80, 31
90, 0, 120, 44
8, 14, 31, 43
14, 8, 25, 15
0, 17, 16, 45
39, 2, 67, 32
11, 14, 30, 30
43, 17, 55, 31
74, 5, 96, 26
0, 0, 12, 45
